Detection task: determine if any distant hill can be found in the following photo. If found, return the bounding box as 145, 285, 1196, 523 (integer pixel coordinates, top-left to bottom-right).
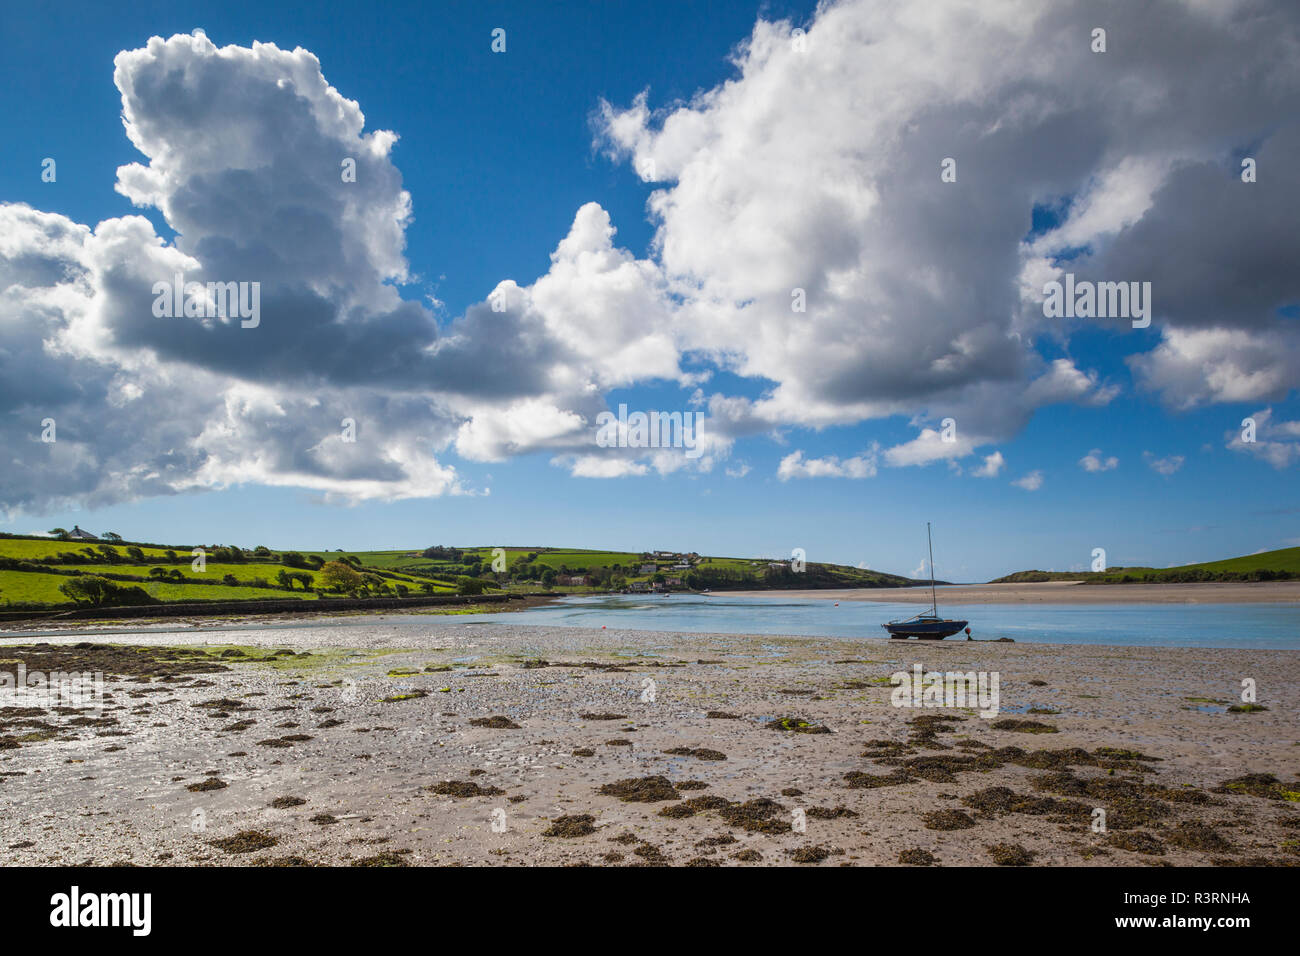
991, 547, 1300, 585
0, 535, 926, 609
314, 546, 927, 592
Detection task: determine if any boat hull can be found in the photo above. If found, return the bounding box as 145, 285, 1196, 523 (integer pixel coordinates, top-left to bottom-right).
882, 619, 968, 640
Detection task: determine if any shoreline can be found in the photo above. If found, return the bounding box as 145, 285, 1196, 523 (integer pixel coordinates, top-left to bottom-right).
727, 580, 1300, 605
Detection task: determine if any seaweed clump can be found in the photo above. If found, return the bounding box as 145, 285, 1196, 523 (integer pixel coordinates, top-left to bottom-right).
922, 809, 976, 831
1106, 831, 1166, 855
543, 814, 597, 838
898, 848, 936, 865
987, 842, 1035, 866
991, 719, 1058, 734
664, 747, 727, 761
718, 798, 789, 834
209, 830, 278, 854
468, 716, 521, 729
427, 780, 506, 798
598, 775, 680, 803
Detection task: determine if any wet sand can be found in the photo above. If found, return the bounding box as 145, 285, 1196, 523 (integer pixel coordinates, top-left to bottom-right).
2, 616, 1297, 867
732, 580, 1300, 604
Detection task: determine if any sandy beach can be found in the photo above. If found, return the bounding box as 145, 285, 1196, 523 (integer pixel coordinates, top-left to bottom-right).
2, 614, 1297, 867
732, 580, 1300, 605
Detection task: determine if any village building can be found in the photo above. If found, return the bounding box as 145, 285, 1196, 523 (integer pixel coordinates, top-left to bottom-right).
66, 525, 98, 541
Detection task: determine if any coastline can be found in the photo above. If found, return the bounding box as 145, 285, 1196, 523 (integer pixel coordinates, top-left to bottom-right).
727, 580, 1300, 605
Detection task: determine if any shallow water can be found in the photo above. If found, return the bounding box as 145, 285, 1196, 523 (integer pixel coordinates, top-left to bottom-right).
3, 592, 1297, 650
451, 593, 1300, 650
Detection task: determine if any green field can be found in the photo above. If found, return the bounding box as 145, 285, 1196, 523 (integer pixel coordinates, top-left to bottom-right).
992, 546, 1300, 584
0, 534, 456, 609
0, 569, 312, 605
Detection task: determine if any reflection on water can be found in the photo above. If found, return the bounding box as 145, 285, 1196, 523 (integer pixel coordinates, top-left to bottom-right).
453, 593, 1300, 650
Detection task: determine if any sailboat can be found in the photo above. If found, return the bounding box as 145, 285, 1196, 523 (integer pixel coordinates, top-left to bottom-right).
882, 522, 970, 640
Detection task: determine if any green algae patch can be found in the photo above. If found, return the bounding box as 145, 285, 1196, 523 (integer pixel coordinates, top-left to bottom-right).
379, 689, 429, 703
1227, 703, 1268, 713
186, 777, 228, 792
1215, 773, 1300, 801
766, 716, 830, 734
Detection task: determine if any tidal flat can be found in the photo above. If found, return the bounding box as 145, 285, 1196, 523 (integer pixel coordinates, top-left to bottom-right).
1, 616, 1297, 866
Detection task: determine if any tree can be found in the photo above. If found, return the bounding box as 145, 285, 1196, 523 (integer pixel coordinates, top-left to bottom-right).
319, 560, 364, 592
419, 582, 435, 595
48, 528, 68, 539
126, 546, 145, 561
59, 576, 153, 607
456, 576, 487, 596
277, 569, 293, 589
148, 567, 168, 579
222, 574, 239, 586
101, 532, 122, 542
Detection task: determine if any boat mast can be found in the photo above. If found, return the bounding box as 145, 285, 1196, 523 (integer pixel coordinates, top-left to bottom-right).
927, 521, 937, 616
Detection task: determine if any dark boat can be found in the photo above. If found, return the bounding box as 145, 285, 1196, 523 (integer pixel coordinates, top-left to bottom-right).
883, 522, 970, 640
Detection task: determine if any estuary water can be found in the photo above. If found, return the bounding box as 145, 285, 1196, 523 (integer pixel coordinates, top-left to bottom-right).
453, 593, 1300, 650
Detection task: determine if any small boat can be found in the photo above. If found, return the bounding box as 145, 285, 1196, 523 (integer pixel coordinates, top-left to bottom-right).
883, 522, 969, 640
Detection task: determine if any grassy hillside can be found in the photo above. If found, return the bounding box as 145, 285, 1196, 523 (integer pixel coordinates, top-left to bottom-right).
991, 546, 1300, 585
0, 533, 924, 610
0, 533, 455, 610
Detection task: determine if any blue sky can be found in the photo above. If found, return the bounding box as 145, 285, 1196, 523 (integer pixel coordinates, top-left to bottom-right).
1, 0, 1297, 581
